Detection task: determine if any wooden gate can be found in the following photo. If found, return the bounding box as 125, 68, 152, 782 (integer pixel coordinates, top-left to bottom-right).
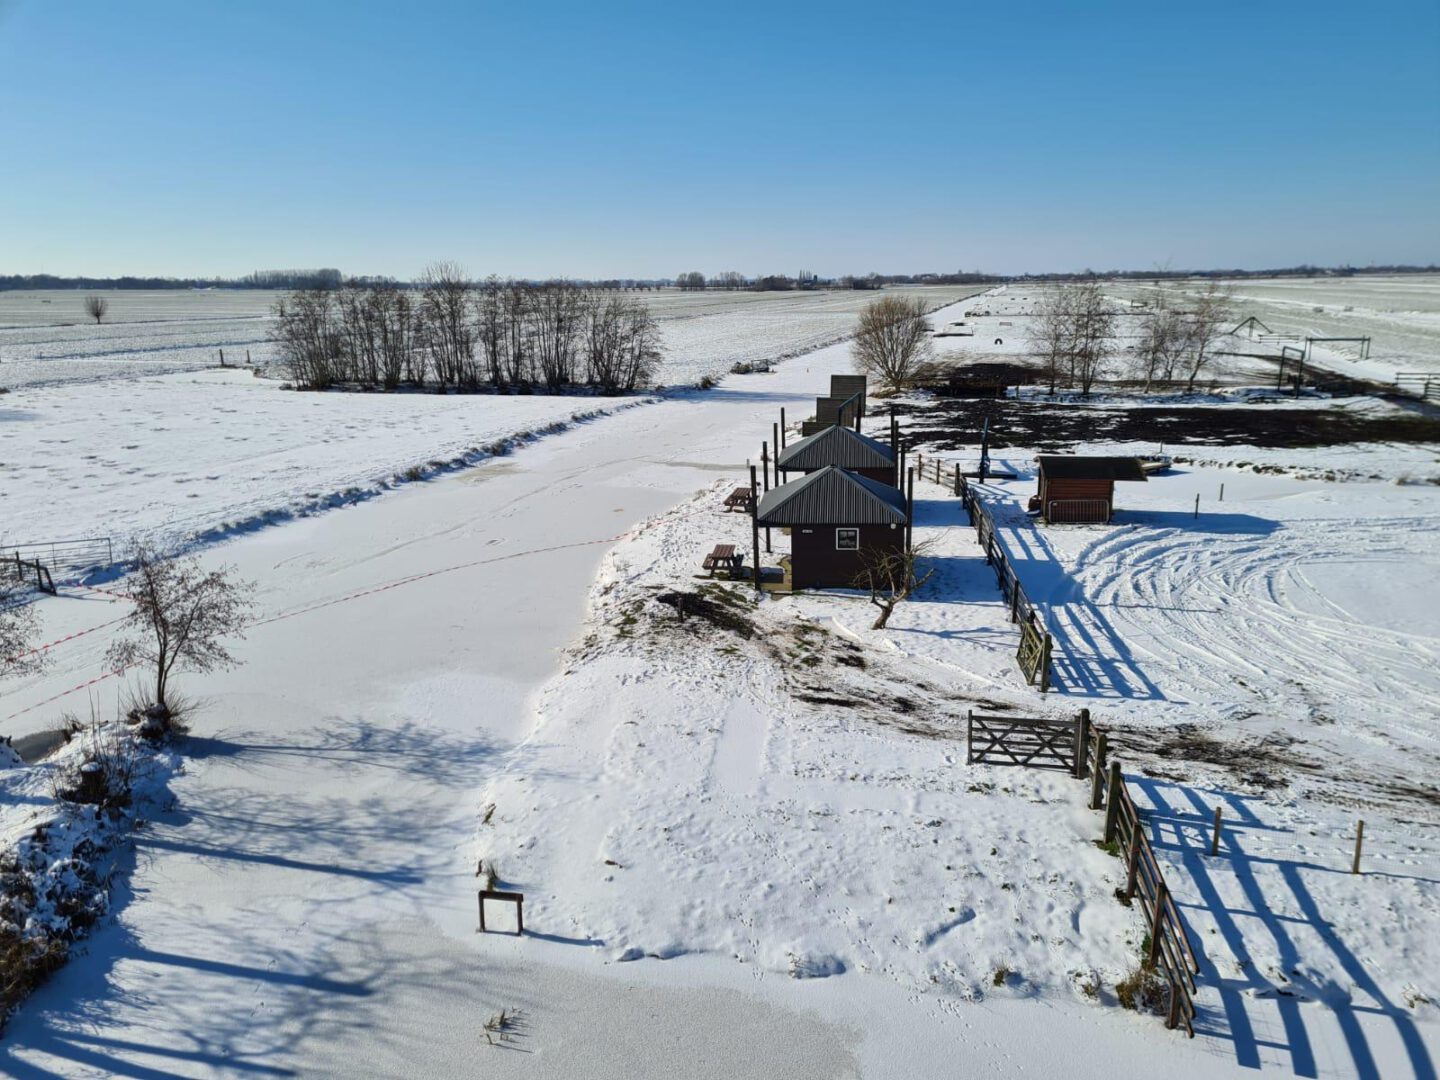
1016, 620, 1052, 691
967, 710, 1090, 776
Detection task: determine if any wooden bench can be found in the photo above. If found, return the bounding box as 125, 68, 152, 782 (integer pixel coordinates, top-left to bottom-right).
702, 544, 743, 578
723, 487, 754, 513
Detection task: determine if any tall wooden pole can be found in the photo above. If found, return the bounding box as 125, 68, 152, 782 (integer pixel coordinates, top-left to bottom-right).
780, 408, 787, 450
906, 467, 914, 553
750, 465, 761, 591
773, 423, 781, 479
761, 441, 770, 492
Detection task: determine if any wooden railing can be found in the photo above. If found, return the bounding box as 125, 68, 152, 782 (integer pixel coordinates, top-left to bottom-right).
951, 470, 1055, 692
1090, 730, 1198, 1036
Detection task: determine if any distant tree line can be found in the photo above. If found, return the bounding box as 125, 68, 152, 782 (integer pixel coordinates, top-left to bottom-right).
273, 264, 662, 394
4, 263, 1435, 293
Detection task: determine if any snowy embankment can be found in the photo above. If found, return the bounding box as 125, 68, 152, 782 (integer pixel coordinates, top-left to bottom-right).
479, 480, 1147, 1001
0, 369, 652, 552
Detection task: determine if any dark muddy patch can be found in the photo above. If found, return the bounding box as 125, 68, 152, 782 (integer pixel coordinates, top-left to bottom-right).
891, 398, 1440, 454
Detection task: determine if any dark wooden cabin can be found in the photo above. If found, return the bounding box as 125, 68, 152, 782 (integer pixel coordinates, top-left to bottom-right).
1032, 456, 1147, 524
776, 424, 897, 486
755, 466, 908, 590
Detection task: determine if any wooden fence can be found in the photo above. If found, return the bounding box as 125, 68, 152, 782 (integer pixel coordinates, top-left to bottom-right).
0, 536, 114, 576
7, 553, 56, 596
1089, 729, 1198, 1036
965, 712, 1199, 1036
950, 468, 1055, 692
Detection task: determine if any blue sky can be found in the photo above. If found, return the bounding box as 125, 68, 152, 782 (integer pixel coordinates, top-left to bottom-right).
1, 0, 1436, 278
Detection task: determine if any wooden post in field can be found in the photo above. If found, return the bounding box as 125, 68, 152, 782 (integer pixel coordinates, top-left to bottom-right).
1193, 494, 1200, 519
750, 464, 761, 591
1103, 762, 1122, 843
1219, 483, 1225, 502
780, 408, 787, 450
953, 463, 960, 496
1073, 709, 1090, 779
1038, 634, 1052, 692
1125, 831, 1142, 899
246, 349, 252, 364
1352, 819, 1365, 874
761, 441, 770, 493
1211, 806, 1223, 856
965, 710, 974, 765
1089, 732, 1108, 809
773, 422, 781, 477
219, 348, 226, 366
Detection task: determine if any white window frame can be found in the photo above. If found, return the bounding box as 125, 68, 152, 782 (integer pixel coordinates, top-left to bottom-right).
835, 527, 860, 551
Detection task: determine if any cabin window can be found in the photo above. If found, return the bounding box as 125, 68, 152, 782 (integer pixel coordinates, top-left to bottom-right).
835, 528, 859, 551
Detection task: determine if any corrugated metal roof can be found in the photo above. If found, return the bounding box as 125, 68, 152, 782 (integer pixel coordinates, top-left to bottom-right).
1037, 455, 1148, 481
756, 466, 908, 526
778, 425, 895, 472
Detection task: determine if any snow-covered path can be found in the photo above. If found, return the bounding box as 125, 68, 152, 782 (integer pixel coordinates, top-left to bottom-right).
2, 307, 1411, 1077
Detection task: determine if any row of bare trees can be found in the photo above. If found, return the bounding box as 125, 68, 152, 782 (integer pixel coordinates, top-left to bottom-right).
1129, 282, 1233, 392
1029, 281, 1233, 396
274, 264, 663, 393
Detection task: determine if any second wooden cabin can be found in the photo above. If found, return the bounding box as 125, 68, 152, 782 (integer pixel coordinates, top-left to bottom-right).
1031, 455, 1148, 524
776, 424, 897, 487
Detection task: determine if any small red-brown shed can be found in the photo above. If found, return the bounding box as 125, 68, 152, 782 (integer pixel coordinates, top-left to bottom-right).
1033, 456, 1147, 524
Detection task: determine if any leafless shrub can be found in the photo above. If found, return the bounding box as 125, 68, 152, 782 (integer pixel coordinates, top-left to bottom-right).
0, 573, 43, 681
853, 541, 935, 629
83, 295, 108, 323
105, 546, 254, 728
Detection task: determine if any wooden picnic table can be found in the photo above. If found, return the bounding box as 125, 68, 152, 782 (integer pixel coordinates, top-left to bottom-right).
702, 543, 744, 578
723, 487, 755, 513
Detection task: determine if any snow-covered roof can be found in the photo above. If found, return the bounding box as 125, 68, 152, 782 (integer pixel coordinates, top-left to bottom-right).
755, 465, 907, 526
777, 425, 895, 472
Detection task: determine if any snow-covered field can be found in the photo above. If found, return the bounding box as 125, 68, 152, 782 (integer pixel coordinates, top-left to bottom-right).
932, 277, 1440, 389
0, 368, 650, 551
0, 285, 980, 390
2, 292, 1438, 1077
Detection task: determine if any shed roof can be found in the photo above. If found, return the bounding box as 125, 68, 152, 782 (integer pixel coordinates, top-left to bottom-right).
755, 466, 907, 526
777, 424, 895, 472
1036, 455, 1148, 482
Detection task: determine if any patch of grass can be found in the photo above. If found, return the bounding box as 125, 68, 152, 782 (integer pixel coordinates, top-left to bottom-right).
1114, 963, 1168, 1013
992, 965, 1012, 987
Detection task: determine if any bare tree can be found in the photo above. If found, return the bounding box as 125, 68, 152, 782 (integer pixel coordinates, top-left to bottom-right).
1130, 286, 1187, 392
418, 261, 475, 387
105, 547, 254, 721
1068, 281, 1117, 398
0, 572, 44, 681
851, 295, 933, 394
273, 287, 341, 389
854, 541, 935, 629
1029, 287, 1074, 395
84, 295, 109, 324
1181, 282, 1234, 392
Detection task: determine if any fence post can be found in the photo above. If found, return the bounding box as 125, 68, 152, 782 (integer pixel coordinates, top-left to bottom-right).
966, 710, 974, 765
1148, 881, 1168, 966
1125, 831, 1142, 899
1073, 709, 1090, 779
1089, 732, 1108, 809
1352, 819, 1365, 875
1103, 763, 1122, 843
1210, 806, 1222, 856
1038, 634, 1052, 692
953, 463, 960, 496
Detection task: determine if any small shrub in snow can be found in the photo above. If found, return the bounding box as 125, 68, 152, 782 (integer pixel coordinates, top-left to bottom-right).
1114, 963, 1168, 1013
